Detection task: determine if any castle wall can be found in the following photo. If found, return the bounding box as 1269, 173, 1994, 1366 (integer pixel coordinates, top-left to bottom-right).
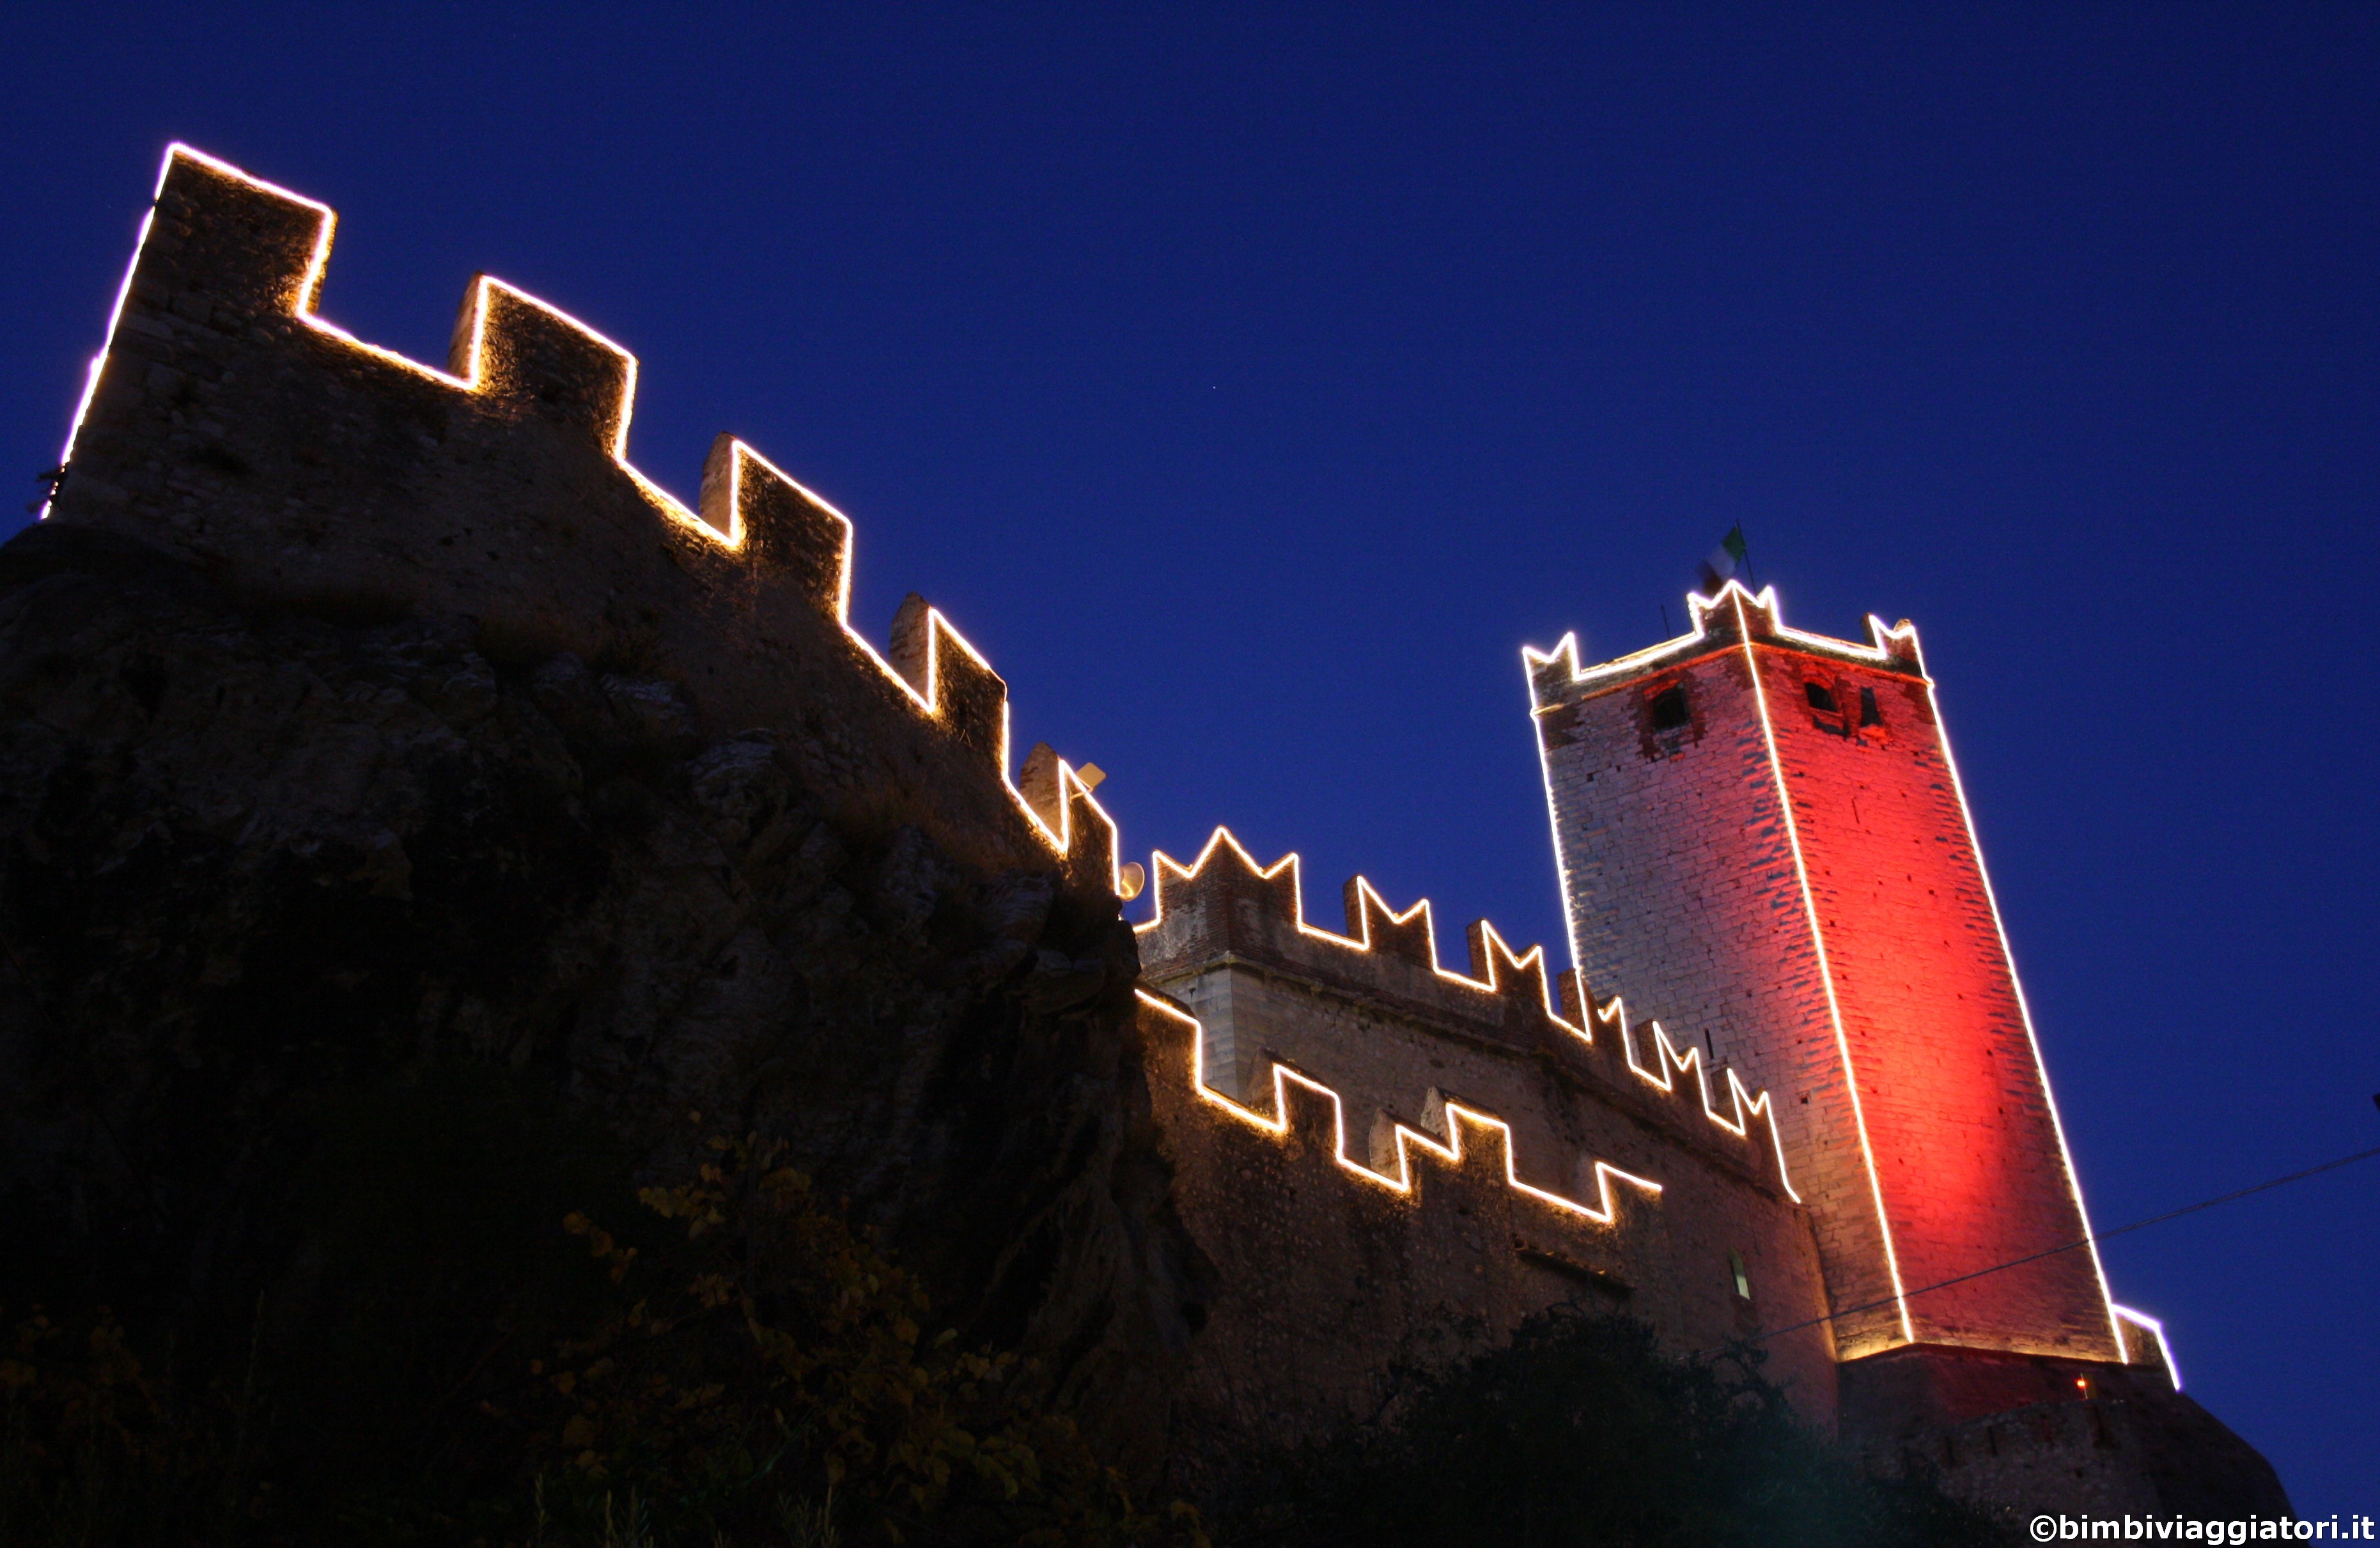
1136, 832, 1840, 1439
1756, 635, 2117, 1361
1840, 1338, 2289, 1519
44, 145, 1117, 892
1529, 628, 1903, 1352
1527, 587, 2121, 1363
36, 144, 2283, 1517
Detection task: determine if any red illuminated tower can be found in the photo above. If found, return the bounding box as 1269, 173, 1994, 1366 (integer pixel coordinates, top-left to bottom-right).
1527, 584, 2122, 1366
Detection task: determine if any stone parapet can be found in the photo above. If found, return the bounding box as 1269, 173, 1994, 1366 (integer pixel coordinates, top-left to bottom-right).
44, 144, 1117, 893
1526, 582, 2122, 1364
1137, 826, 1800, 1191
1137, 827, 1840, 1432
1137, 985, 1842, 1448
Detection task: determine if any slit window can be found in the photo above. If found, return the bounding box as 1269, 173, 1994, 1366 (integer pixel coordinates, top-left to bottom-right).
1729, 1250, 1753, 1300
1859, 686, 1884, 727
1803, 681, 1838, 713
1648, 683, 1690, 732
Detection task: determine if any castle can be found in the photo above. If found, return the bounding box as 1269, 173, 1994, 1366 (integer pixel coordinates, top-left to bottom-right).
34, 143, 2287, 1517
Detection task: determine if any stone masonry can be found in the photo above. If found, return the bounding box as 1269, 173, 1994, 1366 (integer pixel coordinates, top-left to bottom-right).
1133, 828, 1840, 1434
29, 143, 2289, 1519
1527, 584, 2118, 1366
43, 144, 1118, 895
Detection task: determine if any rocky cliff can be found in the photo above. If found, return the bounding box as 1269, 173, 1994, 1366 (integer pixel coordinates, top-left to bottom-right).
5, 143, 2296, 1538
0, 522, 1206, 1490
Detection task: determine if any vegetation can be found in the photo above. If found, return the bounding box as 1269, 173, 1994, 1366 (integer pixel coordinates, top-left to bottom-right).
1, 1070, 2003, 1546
1222, 1304, 2012, 1547
1, 1092, 1200, 1547
518, 1129, 1201, 1546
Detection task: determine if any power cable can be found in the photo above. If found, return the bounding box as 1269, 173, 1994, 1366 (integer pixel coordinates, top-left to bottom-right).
1713, 1130, 2380, 1358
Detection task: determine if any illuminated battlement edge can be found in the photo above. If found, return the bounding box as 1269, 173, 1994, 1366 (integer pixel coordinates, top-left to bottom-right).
1136, 987, 1667, 1229
1522, 580, 1923, 708
47, 143, 1119, 888
1524, 579, 2127, 1368
1134, 825, 1801, 1223
34, 146, 2278, 1510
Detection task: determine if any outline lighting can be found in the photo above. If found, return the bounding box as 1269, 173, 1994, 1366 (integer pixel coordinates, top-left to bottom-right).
44, 204, 156, 523
1521, 578, 2128, 1358
47, 144, 1119, 893
1520, 582, 1920, 1347
2109, 1303, 2182, 1391
1520, 578, 1921, 702
1135, 987, 1663, 1227
1135, 825, 1800, 1193
1918, 628, 2128, 1357
1727, 589, 1917, 1346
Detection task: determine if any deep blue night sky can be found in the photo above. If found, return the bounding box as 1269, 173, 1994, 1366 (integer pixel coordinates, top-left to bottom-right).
5, 3, 2374, 1512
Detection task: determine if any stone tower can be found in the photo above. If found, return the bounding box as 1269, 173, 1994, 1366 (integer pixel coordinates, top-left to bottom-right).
1526, 583, 2122, 1366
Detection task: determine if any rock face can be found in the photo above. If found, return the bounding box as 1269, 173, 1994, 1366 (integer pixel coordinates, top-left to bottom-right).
0, 524, 1204, 1473
1838, 1346, 2291, 1519
10, 144, 1206, 1510
8, 143, 2294, 1527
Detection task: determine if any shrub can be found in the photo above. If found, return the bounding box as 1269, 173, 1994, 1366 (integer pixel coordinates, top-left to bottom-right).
1, 1123, 1204, 1547
512, 1129, 1203, 1547
1233, 1306, 2011, 1547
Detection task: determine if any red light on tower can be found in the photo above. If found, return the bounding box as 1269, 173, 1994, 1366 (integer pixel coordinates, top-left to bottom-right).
1527, 584, 2122, 1365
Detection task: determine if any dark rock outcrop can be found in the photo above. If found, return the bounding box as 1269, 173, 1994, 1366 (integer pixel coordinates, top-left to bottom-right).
0, 523, 1204, 1476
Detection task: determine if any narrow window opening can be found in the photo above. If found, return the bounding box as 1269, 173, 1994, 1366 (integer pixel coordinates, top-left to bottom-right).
1647, 683, 1690, 732
1729, 1250, 1752, 1301
1859, 686, 1884, 727
1803, 681, 1837, 713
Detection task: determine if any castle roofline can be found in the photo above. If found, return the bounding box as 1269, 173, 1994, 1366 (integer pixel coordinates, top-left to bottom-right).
49, 143, 1123, 892
1135, 824, 1800, 1193
1524, 581, 1924, 710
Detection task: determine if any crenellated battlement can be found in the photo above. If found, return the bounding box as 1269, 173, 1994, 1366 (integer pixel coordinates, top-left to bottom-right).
24, 145, 2276, 1505
45, 144, 1117, 890
1134, 826, 1798, 1196
1524, 580, 1924, 713
1529, 578, 2127, 1365
1135, 988, 1666, 1228
1136, 828, 1844, 1423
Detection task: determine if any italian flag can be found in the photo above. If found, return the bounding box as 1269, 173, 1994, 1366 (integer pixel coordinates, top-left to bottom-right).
1697, 525, 1748, 596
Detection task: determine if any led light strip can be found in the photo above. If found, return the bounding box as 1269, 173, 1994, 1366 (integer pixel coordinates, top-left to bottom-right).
2108, 1303, 2181, 1390
1586, 996, 1801, 1202
43, 201, 157, 523
1526, 579, 2126, 1359
1520, 578, 1919, 700
1921, 664, 2126, 1355
1730, 589, 1918, 1346
1516, 682, 1798, 1195
1133, 826, 1548, 998
1136, 988, 1663, 1225
1136, 824, 1796, 1184
48, 144, 1117, 888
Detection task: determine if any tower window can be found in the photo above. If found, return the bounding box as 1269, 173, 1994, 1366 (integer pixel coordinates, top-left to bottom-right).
1859, 686, 1884, 727
1647, 683, 1690, 731
1729, 1250, 1753, 1300
1803, 681, 1837, 713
